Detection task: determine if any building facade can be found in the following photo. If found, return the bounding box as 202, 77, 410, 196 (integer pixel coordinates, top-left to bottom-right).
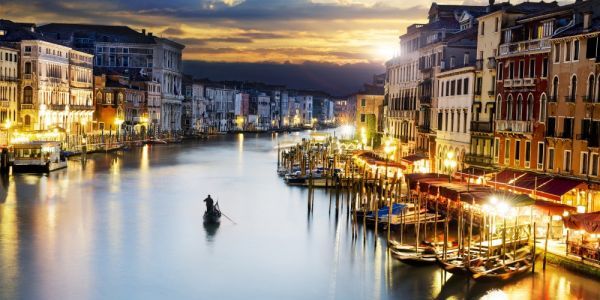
0, 45, 18, 129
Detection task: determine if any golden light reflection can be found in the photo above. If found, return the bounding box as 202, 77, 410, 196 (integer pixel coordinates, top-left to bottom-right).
0, 175, 18, 300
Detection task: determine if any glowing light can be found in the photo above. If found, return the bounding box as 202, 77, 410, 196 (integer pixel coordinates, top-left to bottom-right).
490, 196, 498, 205
375, 45, 395, 61
577, 205, 586, 214
481, 289, 508, 300
497, 201, 510, 215
552, 215, 562, 221
563, 210, 570, 217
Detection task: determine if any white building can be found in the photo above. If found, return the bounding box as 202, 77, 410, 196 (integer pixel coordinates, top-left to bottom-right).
68, 49, 94, 135
0, 45, 18, 129
145, 80, 161, 133
192, 82, 207, 132
205, 86, 236, 132
153, 38, 185, 132
435, 66, 475, 172
297, 95, 313, 125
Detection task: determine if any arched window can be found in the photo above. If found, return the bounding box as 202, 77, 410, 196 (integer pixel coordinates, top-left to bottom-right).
23, 86, 33, 104
507, 94, 513, 120
527, 93, 534, 120
117, 93, 124, 105
552, 76, 559, 101
516, 94, 523, 121
588, 74, 595, 101
540, 93, 547, 122
570, 75, 577, 101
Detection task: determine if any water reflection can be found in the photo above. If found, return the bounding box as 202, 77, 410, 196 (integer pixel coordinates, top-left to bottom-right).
203, 222, 220, 242
0, 133, 598, 300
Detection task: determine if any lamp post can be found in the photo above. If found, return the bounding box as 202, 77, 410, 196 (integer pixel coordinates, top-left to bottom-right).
115, 118, 124, 142
383, 138, 396, 179
443, 151, 457, 182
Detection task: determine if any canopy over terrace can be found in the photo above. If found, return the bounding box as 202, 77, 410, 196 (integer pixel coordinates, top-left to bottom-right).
487, 169, 587, 203
563, 212, 600, 234
353, 151, 404, 176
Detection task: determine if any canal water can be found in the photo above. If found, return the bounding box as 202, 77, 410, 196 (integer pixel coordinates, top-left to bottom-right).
0, 131, 598, 300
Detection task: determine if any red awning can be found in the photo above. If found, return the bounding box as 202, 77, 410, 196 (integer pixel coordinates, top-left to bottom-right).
536, 177, 587, 202
487, 169, 526, 186
405, 173, 449, 190
534, 200, 576, 216
563, 212, 600, 234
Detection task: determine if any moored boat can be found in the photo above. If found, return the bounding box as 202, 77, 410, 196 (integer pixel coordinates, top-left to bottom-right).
466, 248, 536, 281
12, 141, 67, 173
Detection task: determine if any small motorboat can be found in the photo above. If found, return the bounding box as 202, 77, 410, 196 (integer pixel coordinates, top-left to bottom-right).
203, 203, 222, 224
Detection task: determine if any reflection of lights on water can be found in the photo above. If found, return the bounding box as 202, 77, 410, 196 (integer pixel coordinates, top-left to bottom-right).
481, 289, 508, 300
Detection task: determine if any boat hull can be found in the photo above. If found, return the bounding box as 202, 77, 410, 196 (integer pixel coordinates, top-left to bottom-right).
12, 161, 67, 173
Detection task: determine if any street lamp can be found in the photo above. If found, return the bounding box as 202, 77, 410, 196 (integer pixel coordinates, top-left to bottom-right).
443, 151, 457, 182
115, 118, 124, 142
383, 138, 397, 179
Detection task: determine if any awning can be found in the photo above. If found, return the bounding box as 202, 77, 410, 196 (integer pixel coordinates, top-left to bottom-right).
487, 169, 527, 187
534, 200, 576, 216
536, 177, 587, 202
563, 212, 600, 234
355, 151, 404, 169
405, 173, 449, 190
457, 166, 494, 180
401, 153, 427, 166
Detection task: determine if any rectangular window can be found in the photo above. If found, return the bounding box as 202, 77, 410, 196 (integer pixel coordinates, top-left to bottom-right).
574, 40, 580, 61
24, 46, 32, 52
542, 58, 548, 77
564, 118, 574, 138
548, 148, 555, 170
586, 36, 598, 59
497, 63, 503, 80
495, 17, 499, 32
537, 142, 545, 170
446, 80, 450, 96
437, 113, 443, 130
565, 42, 571, 62
451, 80, 456, 95
481, 22, 485, 35
529, 59, 535, 78
494, 138, 500, 162
463, 78, 469, 94
361, 99, 366, 107
457, 79, 462, 95
591, 153, 599, 176
581, 152, 589, 175
360, 114, 365, 122
515, 140, 521, 162
564, 150, 572, 172
554, 44, 560, 63
505, 139, 510, 163
518, 60, 525, 78
525, 141, 531, 163
509, 62, 514, 79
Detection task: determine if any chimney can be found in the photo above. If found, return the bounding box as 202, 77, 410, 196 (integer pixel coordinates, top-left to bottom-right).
148, 32, 153, 37
584, 12, 592, 30
141, 29, 146, 35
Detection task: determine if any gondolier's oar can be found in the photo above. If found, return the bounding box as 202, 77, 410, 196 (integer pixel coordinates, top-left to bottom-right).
221, 212, 237, 225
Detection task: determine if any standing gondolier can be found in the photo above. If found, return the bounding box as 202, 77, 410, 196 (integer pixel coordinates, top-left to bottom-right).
204, 195, 214, 212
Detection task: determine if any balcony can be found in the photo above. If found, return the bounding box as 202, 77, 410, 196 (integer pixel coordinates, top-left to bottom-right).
496, 120, 533, 133
488, 90, 496, 96
21, 104, 34, 110
417, 125, 430, 133
23, 74, 32, 80
564, 95, 576, 103
576, 134, 589, 141
0, 100, 8, 108
465, 153, 493, 166
475, 59, 483, 71
70, 105, 94, 111
487, 57, 496, 69
419, 95, 431, 104
470, 121, 493, 133
582, 96, 595, 103
498, 38, 551, 56
512, 79, 523, 87
523, 78, 535, 87
504, 79, 513, 87
475, 89, 482, 96
549, 95, 557, 102
0, 76, 17, 82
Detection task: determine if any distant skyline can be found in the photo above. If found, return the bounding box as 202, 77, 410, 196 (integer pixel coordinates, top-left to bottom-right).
3, 0, 571, 94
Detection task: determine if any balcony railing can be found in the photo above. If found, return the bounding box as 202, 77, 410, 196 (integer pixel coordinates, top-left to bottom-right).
565, 95, 576, 102
23, 74, 32, 80
70, 105, 94, 110
523, 78, 535, 86
475, 89, 482, 96
513, 79, 523, 87
48, 104, 66, 111
488, 90, 496, 96
549, 95, 557, 102
576, 134, 588, 140
465, 153, 494, 166
420, 95, 431, 104
487, 57, 497, 69
417, 125, 430, 133
498, 38, 551, 56
576, 134, 599, 147
504, 79, 513, 87
582, 96, 594, 103
496, 120, 533, 133
0, 100, 9, 107
0, 76, 18, 82
470, 121, 493, 133
21, 104, 33, 110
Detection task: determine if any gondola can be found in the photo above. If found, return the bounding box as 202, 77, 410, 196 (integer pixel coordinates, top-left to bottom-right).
466, 249, 536, 281
203, 203, 222, 224
435, 253, 470, 276
391, 248, 437, 266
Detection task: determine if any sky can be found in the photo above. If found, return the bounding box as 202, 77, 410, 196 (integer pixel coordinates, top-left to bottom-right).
1, 0, 559, 95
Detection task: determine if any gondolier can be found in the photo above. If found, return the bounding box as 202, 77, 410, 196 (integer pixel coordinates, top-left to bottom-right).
204, 195, 214, 212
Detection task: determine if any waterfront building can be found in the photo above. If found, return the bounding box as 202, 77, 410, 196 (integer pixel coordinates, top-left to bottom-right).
385, 24, 421, 160
353, 89, 384, 148
435, 66, 475, 173
0, 44, 18, 135
67, 48, 94, 139
334, 98, 355, 126
296, 94, 313, 126
415, 4, 485, 171
493, 3, 560, 172
205, 85, 236, 132
191, 81, 207, 133
144, 80, 161, 135
182, 75, 193, 134
37, 24, 185, 133
546, 1, 600, 211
